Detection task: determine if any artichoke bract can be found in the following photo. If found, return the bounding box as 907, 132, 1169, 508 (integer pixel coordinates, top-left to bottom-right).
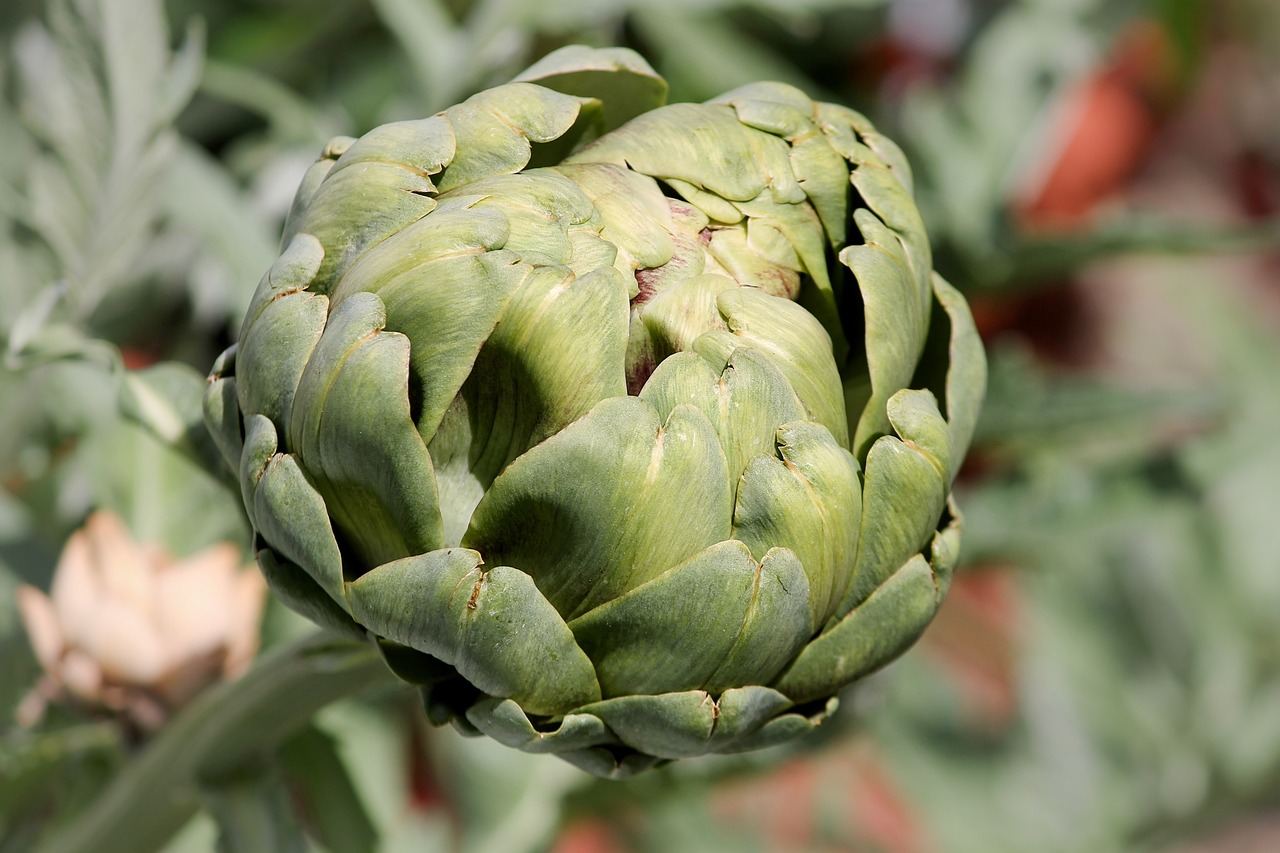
205, 46, 986, 778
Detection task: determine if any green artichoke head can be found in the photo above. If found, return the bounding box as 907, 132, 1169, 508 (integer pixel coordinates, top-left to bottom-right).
205, 46, 986, 778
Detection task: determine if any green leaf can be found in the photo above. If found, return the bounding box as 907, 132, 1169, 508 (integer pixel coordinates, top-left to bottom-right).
465, 698, 616, 755
277, 725, 378, 853
288, 291, 444, 569
569, 540, 811, 697
157, 19, 204, 125
639, 347, 808, 490
197, 59, 324, 145
81, 417, 246, 557
367, 0, 467, 110
629, 7, 824, 104
934, 273, 987, 477
514, 45, 668, 132
203, 350, 242, 476
164, 140, 277, 326
835, 389, 950, 619
7, 0, 206, 331
119, 361, 228, 484
287, 160, 438, 295
200, 761, 307, 853
100, 0, 168, 159
552, 162, 677, 286
436, 84, 595, 192
705, 686, 796, 751
40, 633, 390, 853
348, 548, 602, 716
772, 553, 940, 704
568, 100, 801, 207
457, 259, 628, 469
17, 1, 108, 196
732, 420, 862, 626
554, 747, 664, 781
841, 208, 930, 458
974, 344, 1223, 454
235, 242, 329, 445
696, 287, 848, 447
256, 551, 365, 642
5, 282, 69, 363
579, 691, 720, 759
464, 396, 733, 620
961, 217, 1280, 294
0, 723, 124, 843
241, 416, 346, 606
332, 216, 526, 539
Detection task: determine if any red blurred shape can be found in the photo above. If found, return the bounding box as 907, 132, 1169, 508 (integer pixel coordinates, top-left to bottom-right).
551, 819, 627, 853
920, 566, 1022, 729
712, 746, 927, 853
121, 347, 159, 370
1235, 149, 1280, 220
1016, 20, 1178, 231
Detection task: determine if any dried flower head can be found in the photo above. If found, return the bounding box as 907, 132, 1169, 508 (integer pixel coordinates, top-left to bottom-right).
16, 511, 266, 729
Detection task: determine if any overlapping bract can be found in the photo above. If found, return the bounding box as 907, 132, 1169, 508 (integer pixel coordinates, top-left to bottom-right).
205, 46, 986, 778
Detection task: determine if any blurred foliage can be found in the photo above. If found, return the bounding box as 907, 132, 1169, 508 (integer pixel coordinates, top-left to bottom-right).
2, 0, 1279, 851
883, 264, 1280, 852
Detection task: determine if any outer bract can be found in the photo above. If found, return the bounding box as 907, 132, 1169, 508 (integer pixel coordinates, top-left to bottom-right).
205, 46, 986, 778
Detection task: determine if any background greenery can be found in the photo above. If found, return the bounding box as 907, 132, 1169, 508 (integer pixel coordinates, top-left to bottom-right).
2, 0, 1279, 850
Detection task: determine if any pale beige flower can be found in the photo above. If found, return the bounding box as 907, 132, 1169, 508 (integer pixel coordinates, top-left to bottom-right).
16, 511, 266, 729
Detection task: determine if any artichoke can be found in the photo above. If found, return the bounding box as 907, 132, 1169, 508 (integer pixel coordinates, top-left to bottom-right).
204, 46, 986, 778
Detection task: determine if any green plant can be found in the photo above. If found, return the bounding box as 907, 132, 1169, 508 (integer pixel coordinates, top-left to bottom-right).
205, 45, 985, 778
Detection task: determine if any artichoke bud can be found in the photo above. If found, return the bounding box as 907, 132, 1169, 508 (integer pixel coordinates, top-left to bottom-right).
206, 46, 986, 778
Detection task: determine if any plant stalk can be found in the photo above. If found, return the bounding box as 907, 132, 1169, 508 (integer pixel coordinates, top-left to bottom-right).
37, 631, 393, 853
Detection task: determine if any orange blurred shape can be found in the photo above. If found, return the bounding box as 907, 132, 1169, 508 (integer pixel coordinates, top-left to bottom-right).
716, 761, 822, 850
1015, 20, 1178, 230
847, 750, 927, 853
711, 745, 927, 853
121, 347, 159, 370
919, 565, 1022, 729
550, 819, 628, 853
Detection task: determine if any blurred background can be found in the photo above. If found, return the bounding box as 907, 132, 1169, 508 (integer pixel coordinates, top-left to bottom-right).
2, 0, 1279, 850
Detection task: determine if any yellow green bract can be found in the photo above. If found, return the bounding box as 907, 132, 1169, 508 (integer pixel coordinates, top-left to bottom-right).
205, 45, 987, 779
